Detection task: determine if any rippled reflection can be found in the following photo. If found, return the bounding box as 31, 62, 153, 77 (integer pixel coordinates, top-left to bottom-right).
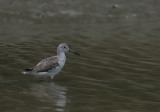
30, 82, 67, 112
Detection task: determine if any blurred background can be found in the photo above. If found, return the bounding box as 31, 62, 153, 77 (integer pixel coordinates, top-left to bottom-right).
0, 0, 160, 112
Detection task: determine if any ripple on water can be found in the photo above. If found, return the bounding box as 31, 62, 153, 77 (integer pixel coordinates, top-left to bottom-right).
0, 2, 160, 111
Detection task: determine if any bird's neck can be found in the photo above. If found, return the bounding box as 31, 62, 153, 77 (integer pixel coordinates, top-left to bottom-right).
58, 52, 66, 65
58, 51, 66, 59
57, 48, 63, 55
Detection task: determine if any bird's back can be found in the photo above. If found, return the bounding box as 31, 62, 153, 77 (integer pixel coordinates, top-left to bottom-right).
23, 56, 59, 74
33, 56, 59, 73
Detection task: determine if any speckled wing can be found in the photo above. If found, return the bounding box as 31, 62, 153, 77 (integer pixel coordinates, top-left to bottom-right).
33, 56, 59, 73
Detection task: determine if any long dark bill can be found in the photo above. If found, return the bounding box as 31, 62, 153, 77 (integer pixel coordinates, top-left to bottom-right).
68, 50, 80, 56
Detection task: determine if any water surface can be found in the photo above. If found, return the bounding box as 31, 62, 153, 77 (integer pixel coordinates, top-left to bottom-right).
0, 0, 160, 112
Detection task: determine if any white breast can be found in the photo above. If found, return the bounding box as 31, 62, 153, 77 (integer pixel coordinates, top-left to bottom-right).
50, 53, 66, 77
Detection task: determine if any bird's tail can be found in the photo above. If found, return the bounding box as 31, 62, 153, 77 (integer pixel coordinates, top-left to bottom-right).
22, 68, 33, 74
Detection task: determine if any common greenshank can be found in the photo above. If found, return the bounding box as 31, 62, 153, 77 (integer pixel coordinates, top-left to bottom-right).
23, 43, 79, 79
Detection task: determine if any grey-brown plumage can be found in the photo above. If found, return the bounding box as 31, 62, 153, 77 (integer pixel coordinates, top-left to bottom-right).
23, 43, 79, 79
32, 56, 59, 72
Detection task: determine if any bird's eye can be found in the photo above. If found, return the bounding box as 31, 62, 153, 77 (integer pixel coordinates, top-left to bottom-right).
64, 46, 66, 48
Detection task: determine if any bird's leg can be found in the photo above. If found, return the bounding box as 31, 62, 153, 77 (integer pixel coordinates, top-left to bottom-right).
51, 74, 55, 80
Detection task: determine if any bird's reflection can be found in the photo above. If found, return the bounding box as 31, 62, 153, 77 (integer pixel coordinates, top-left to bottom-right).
30, 82, 67, 111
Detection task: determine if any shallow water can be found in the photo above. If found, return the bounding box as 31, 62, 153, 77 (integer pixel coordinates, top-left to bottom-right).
0, 0, 160, 112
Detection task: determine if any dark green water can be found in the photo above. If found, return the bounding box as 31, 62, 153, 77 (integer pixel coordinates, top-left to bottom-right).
0, 0, 160, 112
